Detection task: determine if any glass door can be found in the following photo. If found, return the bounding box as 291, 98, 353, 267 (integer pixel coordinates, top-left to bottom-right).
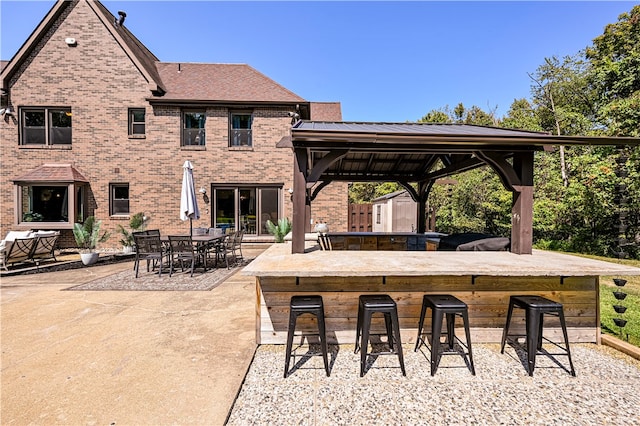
214, 188, 235, 233
259, 188, 279, 235
213, 186, 281, 235
239, 188, 256, 234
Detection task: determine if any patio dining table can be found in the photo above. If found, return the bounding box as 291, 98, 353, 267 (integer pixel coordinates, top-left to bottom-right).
161, 234, 227, 272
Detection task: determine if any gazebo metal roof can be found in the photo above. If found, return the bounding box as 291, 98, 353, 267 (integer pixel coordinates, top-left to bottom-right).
282, 121, 637, 184
283, 121, 640, 254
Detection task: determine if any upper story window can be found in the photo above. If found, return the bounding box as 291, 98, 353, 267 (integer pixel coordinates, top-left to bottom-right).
128, 108, 145, 136
20, 107, 72, 145
182, 111, 205, 146
229, 112, 252, 147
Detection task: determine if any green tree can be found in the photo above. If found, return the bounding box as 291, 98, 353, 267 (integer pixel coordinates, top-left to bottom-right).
419, 108, 451, 123
501, 98, 543, 131
348, 182, 378, 203
586, 5, 640, 136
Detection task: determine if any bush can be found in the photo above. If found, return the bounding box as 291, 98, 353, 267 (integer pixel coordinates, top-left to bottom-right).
73, 216, 110, 252
116, 212, 147, 247
265, 218, 291, 243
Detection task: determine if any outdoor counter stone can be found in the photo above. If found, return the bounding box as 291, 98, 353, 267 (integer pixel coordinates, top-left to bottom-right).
242, 243, 640, 277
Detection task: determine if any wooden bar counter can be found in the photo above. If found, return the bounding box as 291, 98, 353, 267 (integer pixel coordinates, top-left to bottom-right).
243, 244, 640, 345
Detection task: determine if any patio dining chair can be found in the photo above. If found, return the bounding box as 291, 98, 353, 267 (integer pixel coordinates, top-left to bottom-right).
133, 234, 168, 278
211, 232, 236, 269
232, 229, 244, 262
168, 235, 207, 277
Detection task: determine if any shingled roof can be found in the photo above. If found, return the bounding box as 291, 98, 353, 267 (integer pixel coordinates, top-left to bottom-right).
13, 164, 89, 183
152, 62, 306, 104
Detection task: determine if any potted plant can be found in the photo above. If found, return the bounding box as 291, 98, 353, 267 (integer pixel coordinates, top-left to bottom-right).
116, 212, 147, 254
73, 216, 110, 265
265, 218, 291, 243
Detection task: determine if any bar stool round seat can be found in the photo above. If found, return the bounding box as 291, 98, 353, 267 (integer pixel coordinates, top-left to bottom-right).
284, 295, 330, 378
354, 294, 406, 377
414, 294, 475, 376
500, 295, 576, 376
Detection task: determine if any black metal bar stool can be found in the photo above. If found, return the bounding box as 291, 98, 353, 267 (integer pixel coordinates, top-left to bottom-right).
501, 295, 576, 376
284, 295, 330, 378
354, 294, 406, 377
414, 294, 475, 376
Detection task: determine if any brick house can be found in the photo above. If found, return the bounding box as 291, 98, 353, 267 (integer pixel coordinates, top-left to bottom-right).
0, 0, 348, 249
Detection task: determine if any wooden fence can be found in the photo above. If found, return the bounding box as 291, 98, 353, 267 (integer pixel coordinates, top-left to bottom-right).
348, 203, 372, 232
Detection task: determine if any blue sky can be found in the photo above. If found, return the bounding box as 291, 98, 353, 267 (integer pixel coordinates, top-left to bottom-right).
0, 1, 635, 122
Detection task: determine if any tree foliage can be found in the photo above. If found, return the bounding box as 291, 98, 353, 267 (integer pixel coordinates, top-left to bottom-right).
586, 5, 640, 136
347, 5, 639, 258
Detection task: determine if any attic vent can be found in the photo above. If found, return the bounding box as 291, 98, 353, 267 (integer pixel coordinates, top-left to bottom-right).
114, 10, 126, 27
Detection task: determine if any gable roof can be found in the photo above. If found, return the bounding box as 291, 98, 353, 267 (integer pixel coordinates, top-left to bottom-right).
90, 1, 165, 94
372, 190, 411, 202
2, 0, 312, 106
152, 62, 306, 104
1, 0, 165, 94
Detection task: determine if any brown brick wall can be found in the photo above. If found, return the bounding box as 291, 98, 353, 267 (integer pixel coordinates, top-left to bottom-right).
0, 1, 348, 248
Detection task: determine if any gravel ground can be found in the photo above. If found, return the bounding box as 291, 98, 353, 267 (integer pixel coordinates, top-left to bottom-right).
227, 343, 640, 425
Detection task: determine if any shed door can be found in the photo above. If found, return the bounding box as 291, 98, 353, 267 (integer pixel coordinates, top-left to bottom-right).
392, 199, 416, 232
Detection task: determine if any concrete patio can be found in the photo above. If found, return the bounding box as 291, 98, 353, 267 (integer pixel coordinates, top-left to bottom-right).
2, 246, 640, 425
1, 248, 265, 425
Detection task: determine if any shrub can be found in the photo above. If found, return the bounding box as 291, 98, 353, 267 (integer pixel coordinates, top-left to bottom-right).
266, 218, 291, 243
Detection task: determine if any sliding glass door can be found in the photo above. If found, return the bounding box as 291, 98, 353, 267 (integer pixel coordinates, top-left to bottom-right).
213, 186, 281, 235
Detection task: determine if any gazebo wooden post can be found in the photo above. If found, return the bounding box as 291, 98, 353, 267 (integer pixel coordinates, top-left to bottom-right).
510, 152, 534, 254
292, 148, 307, 254
416, 181, 430, 233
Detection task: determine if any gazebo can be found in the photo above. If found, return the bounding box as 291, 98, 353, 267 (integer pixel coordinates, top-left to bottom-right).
279, 121, 639, 254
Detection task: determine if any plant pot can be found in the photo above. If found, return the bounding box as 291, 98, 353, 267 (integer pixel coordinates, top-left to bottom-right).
314, 223, 329, 234
80, 252, 99, 266
613, 278, 627, 287
613, 291, 627, 300
613, 318, 627, 328
613, 305, 627, 314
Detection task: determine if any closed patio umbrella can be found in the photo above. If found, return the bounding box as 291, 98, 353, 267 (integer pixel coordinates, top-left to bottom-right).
180, 160, 200, 236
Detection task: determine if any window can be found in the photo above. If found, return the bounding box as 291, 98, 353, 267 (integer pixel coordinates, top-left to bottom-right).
16, 184, 85, 227
213, 186, 280, 235
376, 205, 382, 224
182, 111, 205, 146
128, 108, 145, 136
110, 184, 130, 215
21, 107, 72, 145
229, 112, 252, 147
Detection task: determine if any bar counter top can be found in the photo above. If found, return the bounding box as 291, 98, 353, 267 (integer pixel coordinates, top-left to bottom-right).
243, 243, 640, 277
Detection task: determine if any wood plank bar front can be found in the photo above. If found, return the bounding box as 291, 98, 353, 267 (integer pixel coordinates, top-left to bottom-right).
244, 244, 640, 345
256, 274, 598, 345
